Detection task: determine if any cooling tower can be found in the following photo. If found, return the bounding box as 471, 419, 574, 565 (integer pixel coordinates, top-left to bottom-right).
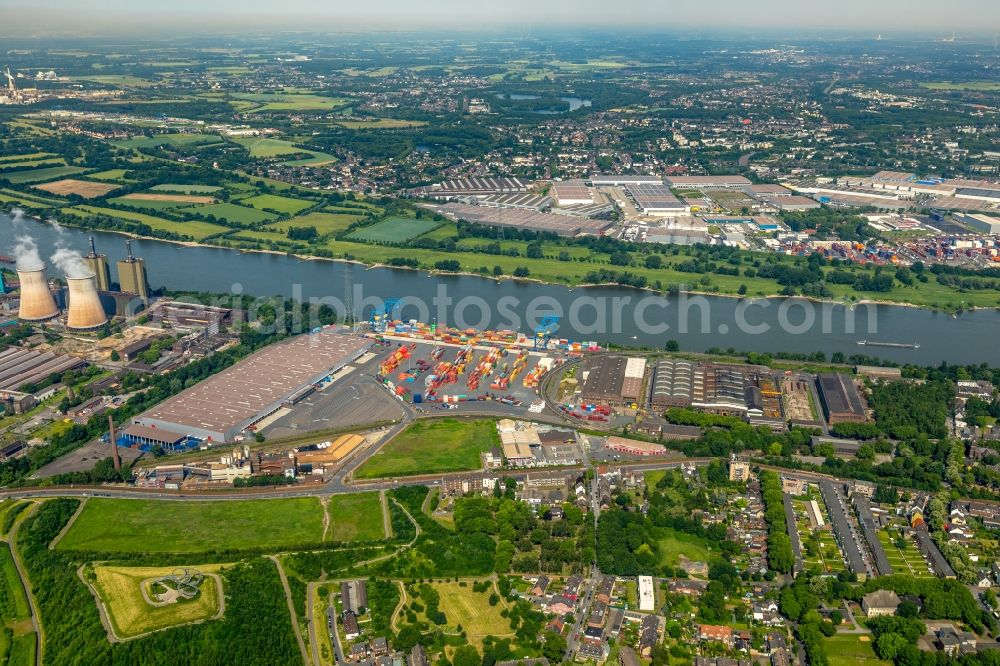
65, 275, 109, 330
16, 268, 60, 322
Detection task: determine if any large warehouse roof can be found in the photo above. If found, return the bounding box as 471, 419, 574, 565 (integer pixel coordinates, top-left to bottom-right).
0, 347, 87, 392
429, 203, 613, 237
625, 183, 686, 211
137, 331, 371, 442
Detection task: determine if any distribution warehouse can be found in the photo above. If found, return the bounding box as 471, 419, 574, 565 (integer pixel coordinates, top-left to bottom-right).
134, 330, 372, 443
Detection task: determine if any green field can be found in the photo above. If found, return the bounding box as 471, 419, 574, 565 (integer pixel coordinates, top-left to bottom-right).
3, 165, 89, 184
824, 634, 888, 666
115, 134, 221, 150
6, 632, 35, 666
149, 184, 222, 194
327, 493, 387, 542
0, 543, 30, 621
56, 498, 325, 552
182, 202, 276, 224
230, 93, 351, 113
355, 419, 499, 479
422, 581, 512, 648
240, 193, 314, 215
268, 211, 364, 235
922, 81, 1000, 91
0, 158, 66, 170
86, 169, 134, 181
66, 206, 230, 241
656, 528, 715, 568
90, 563, 223, 638
346, 216, 442, 244
107, 196, 193, 210
0, 152, 57, 163
335, 118, 427, 129
877, 530, 934, 578
230, 137, 335, 165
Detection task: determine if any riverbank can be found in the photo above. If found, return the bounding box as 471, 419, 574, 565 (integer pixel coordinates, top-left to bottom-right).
9, 206, 994, 314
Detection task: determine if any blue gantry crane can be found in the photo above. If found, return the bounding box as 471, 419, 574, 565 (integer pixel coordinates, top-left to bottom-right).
371, 297, 402, 332
533, 315, 560, 349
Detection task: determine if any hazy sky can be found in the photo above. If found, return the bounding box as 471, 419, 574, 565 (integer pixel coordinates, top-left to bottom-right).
3, 0, 999, 34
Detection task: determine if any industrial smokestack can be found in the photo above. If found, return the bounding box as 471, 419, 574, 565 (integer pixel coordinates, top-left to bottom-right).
15, 267, 59, 322
65, 274, 108, 330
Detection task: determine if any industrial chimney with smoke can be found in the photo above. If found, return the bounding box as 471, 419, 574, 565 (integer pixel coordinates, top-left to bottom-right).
16, 266, 60, 322
65, 274, 109, 330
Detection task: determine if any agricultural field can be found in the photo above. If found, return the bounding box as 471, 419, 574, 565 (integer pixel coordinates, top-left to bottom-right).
149, 184, 222, 194
114, 193, 216, 208
89, 564, 224, 639
0, 152, 58, 164
85, 169, 135, 182
182, 202, 276, 224
422, 581, 512, 648
3, 165, 89, 184
326, 493, 387, 542
346, 216, 442, 244
824, 634, 887, 666
268, 211, 364, 236
355, 419, 499, 479
33, 179, 120, 198
55, 497, 326, 552
65, 206, 230, 241
0, 157, 67, 169
877, 529, 935, 578
240, 193, 314, 215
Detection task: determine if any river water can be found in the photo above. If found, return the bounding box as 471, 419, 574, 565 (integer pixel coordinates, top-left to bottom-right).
3, 213, 999, 365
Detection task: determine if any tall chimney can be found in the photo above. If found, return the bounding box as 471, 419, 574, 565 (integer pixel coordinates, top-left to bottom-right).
108, 415, 120, 473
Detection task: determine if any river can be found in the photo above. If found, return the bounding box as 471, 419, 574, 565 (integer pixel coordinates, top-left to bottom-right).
3, 213, 999, 365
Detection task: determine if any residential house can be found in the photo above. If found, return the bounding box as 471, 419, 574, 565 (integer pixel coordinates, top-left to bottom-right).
563, 575, 583, 600
938, 625, 977, 656
343, 610, 361, 640
596, 576, 615, 604
639, 615, 662, 658
547, 596, 575, 616
532, 576, 550, 596
578, 642, 608, 662
349, 642, 369, 661
372, 637, 389, 656
697, 625, 733, 647
862, 590, 900, 617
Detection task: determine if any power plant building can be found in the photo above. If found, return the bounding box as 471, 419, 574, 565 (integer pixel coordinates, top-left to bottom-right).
85, 237, 112, 292
117, 241, 150, 303
135, 330, 372, 443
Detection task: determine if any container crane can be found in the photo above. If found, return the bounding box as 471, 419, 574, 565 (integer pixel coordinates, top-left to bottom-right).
533, 315, 560, 349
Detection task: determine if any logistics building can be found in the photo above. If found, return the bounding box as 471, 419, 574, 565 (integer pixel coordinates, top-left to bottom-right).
551, 180, 594, 206
664, 175, 752, 189
135, 330, 371, 443
580, 355, 645, 407
589, 174, 663, 187
625, 183, 689, 216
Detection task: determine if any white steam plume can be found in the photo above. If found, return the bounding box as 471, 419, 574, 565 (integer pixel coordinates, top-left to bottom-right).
50, 246, 93, 279
12, 235, 44, 272
46, 215, 94, 279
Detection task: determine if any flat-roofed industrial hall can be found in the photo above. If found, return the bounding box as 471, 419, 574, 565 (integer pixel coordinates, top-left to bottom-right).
135, 330, 372, 443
